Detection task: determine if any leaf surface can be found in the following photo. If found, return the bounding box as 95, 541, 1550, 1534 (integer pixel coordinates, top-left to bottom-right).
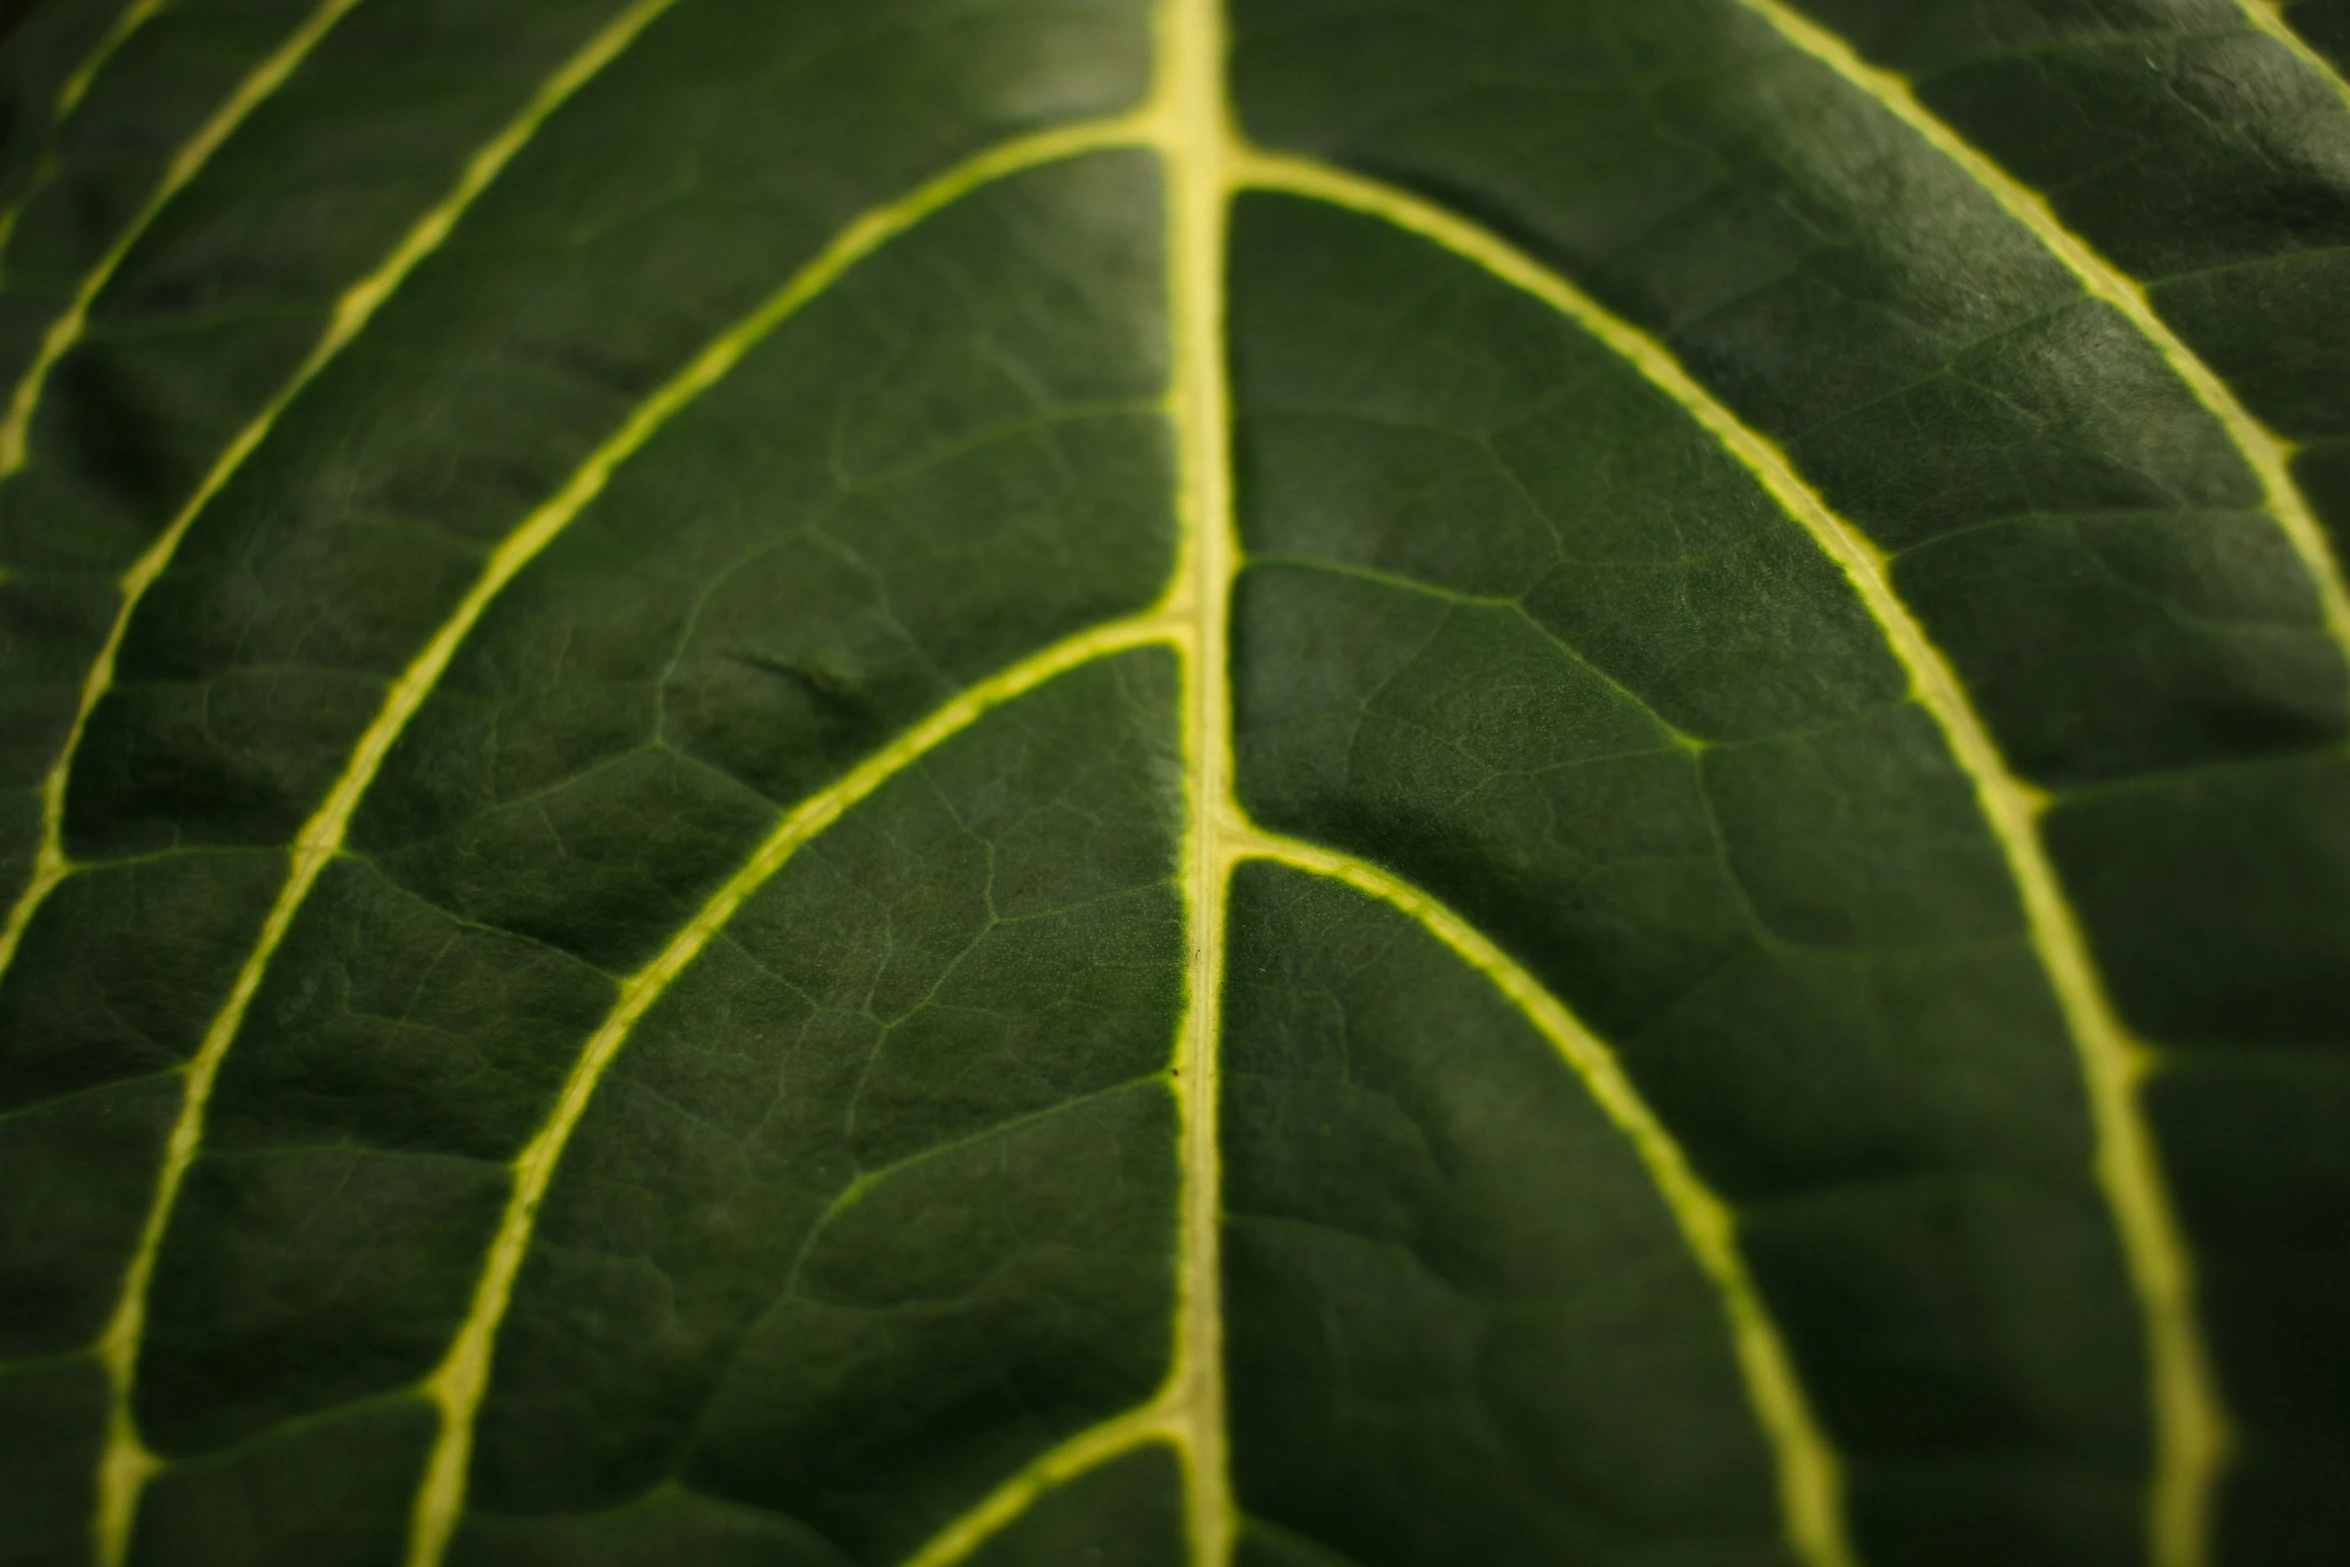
0, 2, 2345, 1566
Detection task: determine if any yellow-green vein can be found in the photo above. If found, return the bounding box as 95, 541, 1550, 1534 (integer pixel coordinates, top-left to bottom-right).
405, 611, 1184, 1567
55, 0, 168, 120
1155, 0, 1239, 1561
2240, 0, 2350, 114
1728, 0, 2350, 686
0, 0, 682, 997
0, 0, 171, 267
1228, 828, 1853, 1567
895, 1407, 1174, 1567
84, 114, 1148, 1566
1236, 147, 2223, 1567
0, 0, 368, 476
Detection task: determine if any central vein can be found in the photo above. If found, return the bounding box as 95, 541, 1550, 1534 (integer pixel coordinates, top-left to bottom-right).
1158, 0, 1239, 1560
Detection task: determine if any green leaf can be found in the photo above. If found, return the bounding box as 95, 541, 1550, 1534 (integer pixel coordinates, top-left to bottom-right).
0, 1, 2344, 1565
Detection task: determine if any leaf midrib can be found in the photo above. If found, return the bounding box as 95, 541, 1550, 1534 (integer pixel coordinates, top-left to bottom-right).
1160, 1, 1241, 1559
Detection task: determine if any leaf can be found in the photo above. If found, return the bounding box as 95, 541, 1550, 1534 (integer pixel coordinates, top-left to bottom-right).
0, 1, 2344, 1566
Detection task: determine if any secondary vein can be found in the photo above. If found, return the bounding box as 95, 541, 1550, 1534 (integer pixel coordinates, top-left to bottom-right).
0, 0, 172, 270
82, 113, 1151, 1566
2239, 0, 2350, 116
1729, 0, 2350, 690
896, 1403, 1170, 1567
0, 0, 685, 1002
1717, 11, 2251, 1555
404, 612, 1182, 1567
1237, 145, 2225, 1567
56, 0, 171, 120
0, 0, 369, 477
1232, 829, 1855, 1567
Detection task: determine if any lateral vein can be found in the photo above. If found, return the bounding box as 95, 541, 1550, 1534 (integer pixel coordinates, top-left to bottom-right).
2238, 0, 2350, 115
57, 0, 170, 120
894, 1405, 1171, 1567
0, 0, 368, 476
1231, 829, 1853, 1567
1719, 9, 2257, 1555
85, 114, 1151, 1565
1236, 147, 2224, 1567
0, 0, 684, 996
0, 0, 171, 269
1729, 0, 2350, 674
404, 612, 1181, 1567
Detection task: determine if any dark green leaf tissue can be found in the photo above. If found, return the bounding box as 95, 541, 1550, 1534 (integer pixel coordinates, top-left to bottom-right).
0, 1, 2345, 1564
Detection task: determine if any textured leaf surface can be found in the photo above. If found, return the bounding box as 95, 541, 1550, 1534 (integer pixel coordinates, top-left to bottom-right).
0, 1, 2345, 1565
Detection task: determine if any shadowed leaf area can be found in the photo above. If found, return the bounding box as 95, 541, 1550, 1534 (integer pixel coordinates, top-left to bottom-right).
0, 1, 2344, 1565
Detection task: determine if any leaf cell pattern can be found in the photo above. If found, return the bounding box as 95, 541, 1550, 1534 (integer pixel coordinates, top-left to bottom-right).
0, 2, 2345, 1566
